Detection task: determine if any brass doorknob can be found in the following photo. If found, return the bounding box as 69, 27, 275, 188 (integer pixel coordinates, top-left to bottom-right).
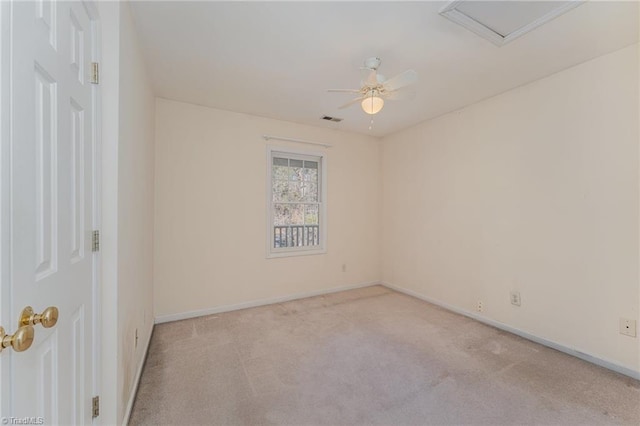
0, 325, 35, 353
20, 306, 59, 329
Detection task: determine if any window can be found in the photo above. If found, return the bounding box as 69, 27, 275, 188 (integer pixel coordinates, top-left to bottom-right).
267, 147, 326, 257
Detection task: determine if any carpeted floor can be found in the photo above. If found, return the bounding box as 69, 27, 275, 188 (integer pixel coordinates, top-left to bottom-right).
129, 285, 640, 425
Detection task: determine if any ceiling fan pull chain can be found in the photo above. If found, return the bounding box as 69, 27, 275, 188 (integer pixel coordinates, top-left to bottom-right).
369, 117, 374, 131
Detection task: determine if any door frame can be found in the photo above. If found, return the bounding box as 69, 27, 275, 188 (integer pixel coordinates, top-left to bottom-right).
0, 0, 12, 415
84, 1, 102, 422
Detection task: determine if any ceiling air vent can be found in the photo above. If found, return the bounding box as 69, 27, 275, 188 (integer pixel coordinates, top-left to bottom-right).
440, 0, 585, 46
321, 115, 343, 122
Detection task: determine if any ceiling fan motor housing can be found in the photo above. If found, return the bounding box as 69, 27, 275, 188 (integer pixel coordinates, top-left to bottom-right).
364, 57, 381, 70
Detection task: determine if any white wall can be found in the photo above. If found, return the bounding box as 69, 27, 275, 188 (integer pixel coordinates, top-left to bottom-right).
154, 99, 381, 319
100, 1, 155, 424
382, 45, 639, 374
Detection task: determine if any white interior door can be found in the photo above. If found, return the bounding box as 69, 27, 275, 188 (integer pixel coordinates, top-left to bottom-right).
1, 1, 98, 423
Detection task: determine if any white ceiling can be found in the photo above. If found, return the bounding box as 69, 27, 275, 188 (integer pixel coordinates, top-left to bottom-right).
129, 1, 638, 137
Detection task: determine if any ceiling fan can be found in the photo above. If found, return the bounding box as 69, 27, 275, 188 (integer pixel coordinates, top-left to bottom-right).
328, 57, 418, 115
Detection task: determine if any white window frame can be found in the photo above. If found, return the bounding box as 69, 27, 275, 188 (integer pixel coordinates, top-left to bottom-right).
266, 145, 327, 258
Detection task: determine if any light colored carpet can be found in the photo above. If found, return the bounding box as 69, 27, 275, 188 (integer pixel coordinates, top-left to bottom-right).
129, 285, 640, 425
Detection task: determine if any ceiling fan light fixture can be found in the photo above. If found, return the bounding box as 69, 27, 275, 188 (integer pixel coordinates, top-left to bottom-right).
329, 57, 416, 118
361, 95, 384, 115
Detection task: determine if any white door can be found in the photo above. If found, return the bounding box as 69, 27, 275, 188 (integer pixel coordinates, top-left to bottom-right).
0, 1, 98, 423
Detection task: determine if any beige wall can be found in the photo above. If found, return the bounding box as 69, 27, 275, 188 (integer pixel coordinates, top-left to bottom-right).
117, 3, 156, 422
154, 99, 381, 319
382, 45, 639, 374
100, 2, 156, 424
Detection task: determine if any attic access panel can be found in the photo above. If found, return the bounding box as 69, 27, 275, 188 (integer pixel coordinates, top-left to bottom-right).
440, 0, 585, 46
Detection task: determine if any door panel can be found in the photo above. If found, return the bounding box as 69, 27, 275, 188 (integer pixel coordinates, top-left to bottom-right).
2, 1, 97, 423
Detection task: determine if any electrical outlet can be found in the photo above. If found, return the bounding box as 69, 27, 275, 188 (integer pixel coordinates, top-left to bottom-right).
620, 318, 637, 337
510, 291, 521, 306
477, 301, 483, 312
341, 264, 347, 272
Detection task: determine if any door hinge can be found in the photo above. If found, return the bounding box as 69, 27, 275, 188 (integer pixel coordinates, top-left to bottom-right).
90, 62, 99, 84
92, 395, 100, 418
92, 230, 100, 252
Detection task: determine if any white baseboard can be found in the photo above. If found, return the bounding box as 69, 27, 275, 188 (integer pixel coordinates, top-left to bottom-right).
381, 281, 640, 381
122, 324, 154, 426
154, 281, 380, 324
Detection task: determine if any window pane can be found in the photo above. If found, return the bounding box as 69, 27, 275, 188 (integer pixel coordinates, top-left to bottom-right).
273, 157, 289, 167
290, 204, 304, 225
273, 166, 289, 181
303, 166, 318, 183
274, 226, 286, 248
273, 204, 290, 226
304, 183, 318, 202
305, 204, 318, 224
272, 180, 289, 202
289, 182, 304, 202
290, 159, 304, 181
304, 160, 318, 170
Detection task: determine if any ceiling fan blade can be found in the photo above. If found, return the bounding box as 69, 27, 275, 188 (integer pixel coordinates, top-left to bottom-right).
363, 69, 378, 87
327, 89, 362, 93
382, 90, 416, 101
382, 69, 417, 92
338, 97, 365, 109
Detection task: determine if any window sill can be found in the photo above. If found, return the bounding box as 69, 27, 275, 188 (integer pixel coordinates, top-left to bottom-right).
267, 248, 327, 259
